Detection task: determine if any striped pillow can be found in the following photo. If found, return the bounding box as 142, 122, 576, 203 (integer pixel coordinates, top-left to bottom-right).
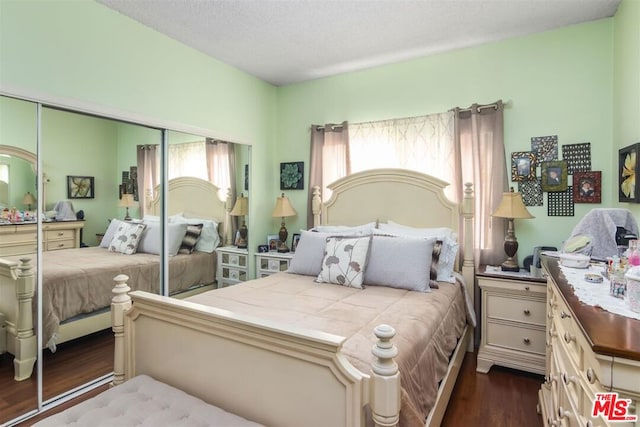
429, 240, 442, 289
178, 223, 204, 254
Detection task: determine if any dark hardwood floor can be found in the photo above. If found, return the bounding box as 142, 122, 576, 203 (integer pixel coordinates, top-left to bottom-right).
3, 331, 543, 426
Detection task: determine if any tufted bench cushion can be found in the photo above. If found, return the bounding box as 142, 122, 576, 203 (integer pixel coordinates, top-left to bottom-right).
34, 375, 265, 426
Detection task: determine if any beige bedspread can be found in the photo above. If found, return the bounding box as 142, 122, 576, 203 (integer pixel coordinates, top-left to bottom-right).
6, 247, 215, 348
187, 272, 469, 427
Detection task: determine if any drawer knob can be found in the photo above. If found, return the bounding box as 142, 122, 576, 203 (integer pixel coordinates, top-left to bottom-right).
523, 337, 531, 345
523, 309, 531, 315
545, 374, 558, 384
58, 232, 64, 236
557, 406, 570, 419
560, 311, 571, 319
524, 285, 530, 291
585, 421, 593, 427
586, 368, 596, 384
547, 416, 558, 426
562, 372, 576, 385
564, 331, 575, 344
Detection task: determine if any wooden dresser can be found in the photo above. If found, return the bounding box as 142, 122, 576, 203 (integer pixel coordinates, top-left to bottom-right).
0, 221, 85, 256
539, 257, 640, 427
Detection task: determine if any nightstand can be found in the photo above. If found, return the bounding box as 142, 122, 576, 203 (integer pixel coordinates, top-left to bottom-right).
476, 265, 547, 375
255, 251, 294, 278
216, 246, 249, 288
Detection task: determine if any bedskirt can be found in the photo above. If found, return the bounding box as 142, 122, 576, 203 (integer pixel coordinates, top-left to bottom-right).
187, 272, 469, 427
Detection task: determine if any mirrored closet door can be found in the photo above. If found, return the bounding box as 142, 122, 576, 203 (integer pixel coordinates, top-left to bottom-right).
0, 94, 252, 425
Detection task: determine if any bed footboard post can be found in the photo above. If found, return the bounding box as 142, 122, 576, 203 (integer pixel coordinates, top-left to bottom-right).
371, 324, 400, 427
312, 185, 322, 228
462, 183, 475, 352
111, 274, 131, 387
14, 257, 36, 381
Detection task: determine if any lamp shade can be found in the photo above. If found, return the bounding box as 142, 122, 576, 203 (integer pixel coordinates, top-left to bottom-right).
22, 192, 36, 206
119, 193, 136, 208
230, 194, 248, 216
272, 193, 297, 218
492, 190, 534, 219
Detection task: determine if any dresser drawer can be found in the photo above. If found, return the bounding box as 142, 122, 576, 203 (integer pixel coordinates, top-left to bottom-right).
45, 239, 75, 251
486, 294, 546, 326
486, 322, 546, 355
45, 228, 75, 241
0, 243, 37, 256
0, 230, 37, 244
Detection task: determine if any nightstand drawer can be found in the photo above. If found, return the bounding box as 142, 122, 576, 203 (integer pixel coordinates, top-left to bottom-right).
486, 322, 546, 355
221, 267, 247, 282
45, 239, 75, 251
486, 294, 546, 326
221, 252, 247, 268
45, 229, 75, 241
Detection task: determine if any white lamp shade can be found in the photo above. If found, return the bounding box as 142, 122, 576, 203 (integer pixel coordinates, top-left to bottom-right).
272, 193, 297, 218
230, 194, 249, 216
492, 191, 534, 219
119, 193, 136, 208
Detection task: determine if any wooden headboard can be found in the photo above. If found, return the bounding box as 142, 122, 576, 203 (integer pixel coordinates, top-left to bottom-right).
149, 176, 232, 245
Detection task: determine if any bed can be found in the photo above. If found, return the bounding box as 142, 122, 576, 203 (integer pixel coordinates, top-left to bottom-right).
106, 168, 475, 427
0, 176, 231, 381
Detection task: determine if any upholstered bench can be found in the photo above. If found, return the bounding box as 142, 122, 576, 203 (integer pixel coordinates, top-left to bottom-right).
34, 375, 265, 426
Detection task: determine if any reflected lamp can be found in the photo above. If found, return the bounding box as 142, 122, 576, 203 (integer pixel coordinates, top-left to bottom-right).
271, 193, 297, 253
118, 193, 136, 221
22, 192, 36, 211
492, 188, 534, 272
230, 193, 249, 249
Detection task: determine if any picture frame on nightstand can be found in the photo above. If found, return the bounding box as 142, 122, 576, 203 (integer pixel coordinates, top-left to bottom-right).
267, 234, 279, 251
291, 233, 300, 252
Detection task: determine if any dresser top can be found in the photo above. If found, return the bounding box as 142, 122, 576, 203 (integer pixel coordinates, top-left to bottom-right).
543, 256, 640, 361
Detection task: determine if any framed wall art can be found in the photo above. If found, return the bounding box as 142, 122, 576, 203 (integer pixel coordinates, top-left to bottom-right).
280, 161, 304, 190
510, 152, 536, 181
619, 143, 640, 203
540, 160, 568, 192
67, 175, 94, 199
573, 171, 601, 204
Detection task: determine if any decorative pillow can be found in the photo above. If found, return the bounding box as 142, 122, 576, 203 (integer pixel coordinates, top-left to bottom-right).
436, 236, 459, 283
429, 240, 442, 289
312, 222, 376, 236
172, 215, 220, 253
178, 223, 204, 254
364, 235, 436, 292
108, 222, 146, 255
288, 230, 331, 276
137, 221, 188, 256
100, 219, 123, 248
316, 236, 371, 289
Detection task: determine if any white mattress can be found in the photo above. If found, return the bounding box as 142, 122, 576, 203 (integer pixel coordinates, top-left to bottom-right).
34, 375, 265, 427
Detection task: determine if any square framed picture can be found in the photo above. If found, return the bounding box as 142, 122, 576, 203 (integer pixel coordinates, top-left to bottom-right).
267, 234, 280, 252
510, 152, 536, 181
67, 175, 95, 199
619, 143, 640, 203
573, 171, 601, 203
257, 244, 269, 253
291, 233, 301, 252
541, 161, 568, 192
280, 161, 304, 190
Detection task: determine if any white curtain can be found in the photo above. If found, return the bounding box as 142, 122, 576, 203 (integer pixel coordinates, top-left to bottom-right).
348, 112, 456, 200
168, 141, 208, 181
205, 139, 233, 203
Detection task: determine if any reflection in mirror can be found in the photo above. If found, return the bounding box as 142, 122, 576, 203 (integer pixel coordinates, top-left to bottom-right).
0, 96, 38, 424
164, 130, 250, 297
37, 107, 163, 406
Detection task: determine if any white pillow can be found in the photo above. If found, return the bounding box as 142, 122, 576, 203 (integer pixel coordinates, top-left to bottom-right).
364, 235, 437, 292
108, 222, 146, 255
316, 236, 371, 289
137, 221, 188, 256
288, 230, 330, 276
312, 222, 376, 236
100, 219, 123, 248
380, 221, 455, 240
172, 215, 220, 253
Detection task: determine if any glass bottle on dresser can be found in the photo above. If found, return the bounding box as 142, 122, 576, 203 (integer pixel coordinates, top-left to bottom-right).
628, 239, 640, 267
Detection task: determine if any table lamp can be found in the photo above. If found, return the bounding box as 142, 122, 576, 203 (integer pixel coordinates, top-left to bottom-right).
492, 188, 534, 271
119, 193, 136, 221
23, 192, 36, 211
272, 193, 297, 253
230, 193, 249, 249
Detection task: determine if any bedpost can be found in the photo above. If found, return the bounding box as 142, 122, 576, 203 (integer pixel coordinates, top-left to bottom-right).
111, 274, 131, 387
462, 182, 475, 352
13, 257, 36, 381
370, 324, 400, 427
224, 187, 233, 246
312, 185, 322, 227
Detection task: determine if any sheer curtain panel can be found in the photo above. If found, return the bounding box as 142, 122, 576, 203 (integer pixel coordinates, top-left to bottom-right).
137, 144, 159, 217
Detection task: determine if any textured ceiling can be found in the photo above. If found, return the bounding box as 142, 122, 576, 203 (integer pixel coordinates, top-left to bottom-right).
97, 0, 621, 86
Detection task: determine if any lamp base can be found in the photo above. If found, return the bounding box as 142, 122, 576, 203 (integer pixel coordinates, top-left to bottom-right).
277, 222, 289, 253
501, 259, 520, 272
236, 223, 248, 249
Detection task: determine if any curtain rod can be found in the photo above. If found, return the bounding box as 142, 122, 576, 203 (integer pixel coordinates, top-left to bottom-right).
455, 100, 508, 114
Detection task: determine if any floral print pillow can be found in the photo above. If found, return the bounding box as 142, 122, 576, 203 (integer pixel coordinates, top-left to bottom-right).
108, 222, 146, 255
316, 236, 371, 289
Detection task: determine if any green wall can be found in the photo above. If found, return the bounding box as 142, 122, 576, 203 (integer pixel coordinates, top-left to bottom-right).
614, 0, 640, 215
277, 19, 615, 261
0, 0, 277, 258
